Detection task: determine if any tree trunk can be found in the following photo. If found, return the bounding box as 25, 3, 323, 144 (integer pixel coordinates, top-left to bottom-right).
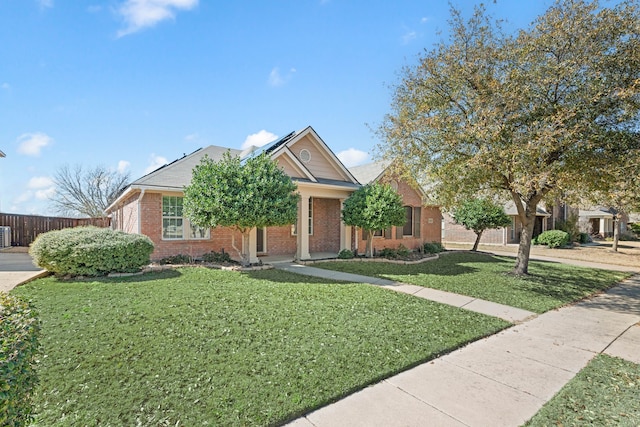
241, 231, 251, 267
612, 215, 621, 252
513, 213, 536, 276
472, 231, 483, 251
366, 230, 374, 258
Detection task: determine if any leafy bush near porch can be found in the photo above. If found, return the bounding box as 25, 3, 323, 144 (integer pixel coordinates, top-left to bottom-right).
201, 250, 233, 264
536, 230, 570, 248
30, 226, 154, 277
337, 249, 355, 259
0, 293, 40, 427
423, 241, 444, 254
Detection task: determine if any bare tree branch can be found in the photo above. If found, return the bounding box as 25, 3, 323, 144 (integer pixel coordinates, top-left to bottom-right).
50, 165, 130, 218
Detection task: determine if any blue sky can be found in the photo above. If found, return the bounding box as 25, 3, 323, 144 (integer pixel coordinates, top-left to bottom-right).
0, 0, 558, 216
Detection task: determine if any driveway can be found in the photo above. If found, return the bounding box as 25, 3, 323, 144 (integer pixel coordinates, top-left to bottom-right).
0, 250, 46, 292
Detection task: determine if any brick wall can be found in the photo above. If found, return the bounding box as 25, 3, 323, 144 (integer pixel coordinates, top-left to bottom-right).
353, 178, 443, 254
266, 225, 297, 256
309, 198, 341, 253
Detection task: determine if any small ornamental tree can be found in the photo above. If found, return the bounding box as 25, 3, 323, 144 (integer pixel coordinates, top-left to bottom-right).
452, 199, 511, 251
342, 183, 406, 258
183, 152, 299, 266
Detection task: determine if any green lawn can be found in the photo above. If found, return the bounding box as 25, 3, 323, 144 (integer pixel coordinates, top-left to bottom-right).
313, 252, 629, 313
525, 354, 640, 426
12, 267, 508, 426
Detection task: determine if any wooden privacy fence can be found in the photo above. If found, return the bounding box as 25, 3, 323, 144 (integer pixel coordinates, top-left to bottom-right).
0, 213, 110, 247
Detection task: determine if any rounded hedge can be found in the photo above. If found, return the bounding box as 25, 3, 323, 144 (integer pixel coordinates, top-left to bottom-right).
30, 226, 154, 277
536, 230, 570, 248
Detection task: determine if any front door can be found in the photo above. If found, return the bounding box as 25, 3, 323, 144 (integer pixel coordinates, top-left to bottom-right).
256, 228, 265, 253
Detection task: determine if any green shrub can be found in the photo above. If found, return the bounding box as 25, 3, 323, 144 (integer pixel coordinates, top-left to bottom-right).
0, 293, 40, 426
423, 241, 444, 254
201, 251, 233, 264
619, 231, 639, 241
30, 226, 154, 277
630, 223, 640, 236
537, 230, 570, 248
337, 249, 354, 259
159, 254, 192, 265
578, 232, 591, 244
532, 236, 539, 245
396, 244, 410, 258
378, 247, 398, 259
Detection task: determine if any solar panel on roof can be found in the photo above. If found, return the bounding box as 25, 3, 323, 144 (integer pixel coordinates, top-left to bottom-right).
240, 131, 297, 163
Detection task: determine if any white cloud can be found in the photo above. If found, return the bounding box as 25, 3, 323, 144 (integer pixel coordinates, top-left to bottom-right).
27, 176, 54, 189
420, 17, 429, 24
16, 132, 53, 156
268, 67, 296, 87
145, 154, 168, 174
241, 130, 278, 150
402, 30, 417, 44
1, 83, 10, 91
337, 148, 369, 167
38, 0, 54, 8
184, 133, 199, 142
117, 0, 199, 37
117, 160, 130, 174
14, 191, 33, 204
35, 187, 56, 200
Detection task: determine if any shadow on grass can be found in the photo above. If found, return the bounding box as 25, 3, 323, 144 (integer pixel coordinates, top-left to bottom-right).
241, 268, 353, 285
48, 268, 183, 284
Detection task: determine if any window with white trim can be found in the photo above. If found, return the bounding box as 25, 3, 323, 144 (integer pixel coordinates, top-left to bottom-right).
291, 197, 313, 236
162, 196, 210, 240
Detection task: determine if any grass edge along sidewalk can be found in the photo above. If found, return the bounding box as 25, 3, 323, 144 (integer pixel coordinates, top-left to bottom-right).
11, 267, 509, 426
312, 252, 630, 313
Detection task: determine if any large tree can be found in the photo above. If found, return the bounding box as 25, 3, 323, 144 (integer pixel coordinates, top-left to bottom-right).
183, 152, 299, 266
51, 165, 130, 218
378, 0, 640, 274
452, 198, 511, 251
342, 183, 406, 258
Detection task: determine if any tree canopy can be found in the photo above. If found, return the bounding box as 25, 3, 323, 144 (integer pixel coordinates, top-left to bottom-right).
183, 151, 299, 265
342, 183, 406, 257
51, 165, 130, 218
378, 0, 640, 274
452, 198, 511, 251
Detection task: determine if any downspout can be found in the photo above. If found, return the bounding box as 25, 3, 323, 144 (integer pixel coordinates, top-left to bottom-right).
137, 189, 145, 234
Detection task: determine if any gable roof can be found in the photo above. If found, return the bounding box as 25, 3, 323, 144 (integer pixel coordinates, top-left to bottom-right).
348, 160, 391, 185
134, 145, 242, 190
106, 126, 359, 213
504, 201, 550, 217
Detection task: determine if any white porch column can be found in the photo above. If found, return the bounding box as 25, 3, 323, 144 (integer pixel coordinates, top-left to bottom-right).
243, 227, 259, 264
297, 194, 311, 260
339, 199, 351, 251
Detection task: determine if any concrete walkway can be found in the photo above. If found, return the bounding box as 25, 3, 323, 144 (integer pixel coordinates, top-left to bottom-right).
0, 251, 47, 292
275, 262, 536, 323
287, 274, 640, 427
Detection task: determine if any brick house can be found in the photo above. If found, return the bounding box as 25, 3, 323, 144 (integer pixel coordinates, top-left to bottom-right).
348, 161, 442, 255
106, 126, 442, 261
442, 201, 551, 246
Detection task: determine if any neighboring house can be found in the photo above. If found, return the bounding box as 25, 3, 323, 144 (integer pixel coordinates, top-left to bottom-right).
442, 201, 551, 246
579, 206, 631, 237
348, 160, 442, 255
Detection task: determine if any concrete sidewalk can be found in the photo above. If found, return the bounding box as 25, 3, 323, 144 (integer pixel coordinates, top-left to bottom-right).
275, 262, 535, 323
287, 274, 640, 427
0, 251, 47, 292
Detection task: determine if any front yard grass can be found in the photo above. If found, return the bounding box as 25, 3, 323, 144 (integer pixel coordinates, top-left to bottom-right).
313, 252, 629, 313
11, 267, 508, 426
525, 354, 640, 426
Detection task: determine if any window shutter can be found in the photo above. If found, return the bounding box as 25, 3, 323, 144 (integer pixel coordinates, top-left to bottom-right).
362, 228, 368, 240
413, 207, 421, 238
384, 227, 392, 239
396, 225, 403, 239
